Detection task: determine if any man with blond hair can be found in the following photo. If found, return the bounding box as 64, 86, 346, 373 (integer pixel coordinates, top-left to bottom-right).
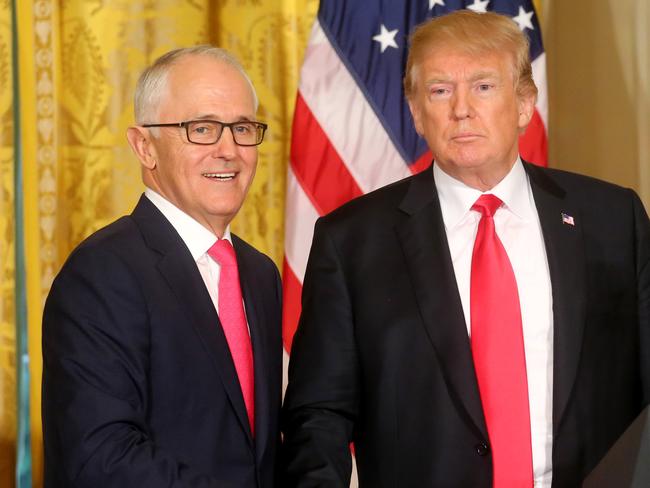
282, 10, 649, 487
42, 46, 282, 487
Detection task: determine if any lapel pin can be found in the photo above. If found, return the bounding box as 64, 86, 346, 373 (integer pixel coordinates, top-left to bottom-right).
561, 213, 575, 226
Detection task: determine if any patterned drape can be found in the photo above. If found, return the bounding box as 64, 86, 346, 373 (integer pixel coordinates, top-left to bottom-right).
0, 1, 317, 486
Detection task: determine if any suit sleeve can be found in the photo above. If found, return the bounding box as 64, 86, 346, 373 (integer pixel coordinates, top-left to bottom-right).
42, 244, 235, 488
632, 190, 650, 404
281, 218, 359, 488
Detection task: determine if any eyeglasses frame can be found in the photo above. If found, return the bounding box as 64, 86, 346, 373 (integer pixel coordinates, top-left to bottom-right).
141, 119, 268, 147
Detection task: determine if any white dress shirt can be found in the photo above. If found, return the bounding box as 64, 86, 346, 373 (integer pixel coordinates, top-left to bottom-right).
144, 188, 240, 319
434, 159, 554, 487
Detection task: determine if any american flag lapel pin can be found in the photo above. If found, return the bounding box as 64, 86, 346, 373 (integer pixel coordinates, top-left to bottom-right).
561, 213, 575, 226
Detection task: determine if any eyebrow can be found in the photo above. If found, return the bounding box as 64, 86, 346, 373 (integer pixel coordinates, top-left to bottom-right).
191, 114, 255, 122
425, 70, 502, 86
468, 71, 501, 82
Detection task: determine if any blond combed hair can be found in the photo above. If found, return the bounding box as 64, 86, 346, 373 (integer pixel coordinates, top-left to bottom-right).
403, 10, 537, 101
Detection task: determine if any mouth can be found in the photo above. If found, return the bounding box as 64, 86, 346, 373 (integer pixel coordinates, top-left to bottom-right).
451, 133, 482, 142
202, 172, 237, 181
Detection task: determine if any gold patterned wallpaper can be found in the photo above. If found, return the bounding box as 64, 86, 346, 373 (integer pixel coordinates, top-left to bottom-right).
4, 1, 318, 486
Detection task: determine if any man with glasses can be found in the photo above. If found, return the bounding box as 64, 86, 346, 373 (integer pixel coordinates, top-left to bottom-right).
42, 46, 282, 487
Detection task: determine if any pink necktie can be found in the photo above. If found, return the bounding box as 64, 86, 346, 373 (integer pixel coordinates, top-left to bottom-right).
208, 239, 255, 435
470, 194, 533, 487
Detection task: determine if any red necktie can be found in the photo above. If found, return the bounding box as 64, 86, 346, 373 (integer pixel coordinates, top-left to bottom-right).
470, 194, 533, 487
208, 239, 255, 435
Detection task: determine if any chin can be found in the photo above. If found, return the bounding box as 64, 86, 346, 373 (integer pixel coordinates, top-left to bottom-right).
444, 155, 487, 170
209, 202, 244, 220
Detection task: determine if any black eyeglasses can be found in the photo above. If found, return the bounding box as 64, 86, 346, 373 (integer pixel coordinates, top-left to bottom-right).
142, 119, 268, 146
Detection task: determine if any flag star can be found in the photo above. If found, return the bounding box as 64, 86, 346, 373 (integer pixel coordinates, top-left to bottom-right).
372, 24, 399, 53
466, 0, 489, 13
429, 0, 445, 9
512, 6, 535, 31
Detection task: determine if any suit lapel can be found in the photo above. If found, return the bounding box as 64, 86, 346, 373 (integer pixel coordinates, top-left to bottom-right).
525, 163, 587, 435
131, 196, 254, 443
395, 169, 488, 440
233, 235, 272, 457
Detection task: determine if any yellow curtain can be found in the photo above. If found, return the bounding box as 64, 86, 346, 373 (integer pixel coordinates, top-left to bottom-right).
2, 1, 318, 486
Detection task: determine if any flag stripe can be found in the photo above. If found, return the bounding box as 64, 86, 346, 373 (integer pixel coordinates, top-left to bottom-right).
299, 19, 412, 193
410, 151, 434, 174
284, 168, 320, 282
281, 261, 302, 352
291, 94, 364, 215
519, 110, 548, 167
532, 54, 548, 126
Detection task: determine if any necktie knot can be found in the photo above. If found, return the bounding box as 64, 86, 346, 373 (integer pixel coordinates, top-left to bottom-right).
208, 239, 237, 267
472, 194, 503, 218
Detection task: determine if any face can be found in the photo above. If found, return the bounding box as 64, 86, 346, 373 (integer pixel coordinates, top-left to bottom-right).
408, 46, 534, 189
128, 54, 258, 236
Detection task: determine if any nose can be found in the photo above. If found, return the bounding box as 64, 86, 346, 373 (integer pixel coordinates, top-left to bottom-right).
210, 125, 238, 159
451, 88, 474, 120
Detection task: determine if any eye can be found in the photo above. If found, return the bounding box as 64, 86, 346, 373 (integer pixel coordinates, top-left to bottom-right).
477, 83, 493, 92
429, 86, 450, 98
233, 123, 253, 134
190, 123, 216, 135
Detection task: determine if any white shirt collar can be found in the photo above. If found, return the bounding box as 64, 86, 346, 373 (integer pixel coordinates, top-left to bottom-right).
144, 188, 231, 260
434, 156, 535, 230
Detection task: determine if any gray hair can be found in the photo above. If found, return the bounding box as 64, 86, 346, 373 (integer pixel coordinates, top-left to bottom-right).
133, 45, 259, 125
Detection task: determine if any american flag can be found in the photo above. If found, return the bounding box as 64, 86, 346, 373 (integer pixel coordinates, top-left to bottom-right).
561, 213, 575, 226
282, 0, 547, 390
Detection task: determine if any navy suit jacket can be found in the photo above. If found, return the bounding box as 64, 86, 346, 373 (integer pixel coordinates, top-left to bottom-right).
43, 195, 283, 487
282, 162, 650, 487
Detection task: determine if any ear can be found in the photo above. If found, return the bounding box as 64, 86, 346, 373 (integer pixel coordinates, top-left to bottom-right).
408, 98, 425, 136
126, 126, 157, 169
517, 91, 537, 132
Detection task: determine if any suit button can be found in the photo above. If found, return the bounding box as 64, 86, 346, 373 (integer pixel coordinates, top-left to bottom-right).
475, 442, 489, 456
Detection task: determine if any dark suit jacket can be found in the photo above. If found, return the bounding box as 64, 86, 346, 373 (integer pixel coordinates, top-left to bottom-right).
42, 195, 283, 487
282, 162, 650, 487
